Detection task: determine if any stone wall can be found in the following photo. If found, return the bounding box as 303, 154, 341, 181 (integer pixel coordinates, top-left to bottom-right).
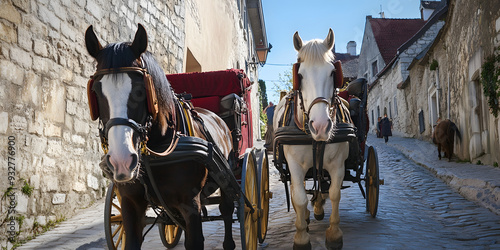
367, 19, 444, 138
0, 0, 185, 245
413, 0, 500, 164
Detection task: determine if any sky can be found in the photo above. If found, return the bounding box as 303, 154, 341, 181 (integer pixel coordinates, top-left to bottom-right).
259, 0, 423, 104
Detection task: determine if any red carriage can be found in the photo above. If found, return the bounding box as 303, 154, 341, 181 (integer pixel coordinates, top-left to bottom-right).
103, 69, 271, 249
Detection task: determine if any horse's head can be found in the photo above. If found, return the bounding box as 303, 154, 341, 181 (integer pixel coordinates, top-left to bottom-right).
293, 29, 336, 141
85, 24, 164, 183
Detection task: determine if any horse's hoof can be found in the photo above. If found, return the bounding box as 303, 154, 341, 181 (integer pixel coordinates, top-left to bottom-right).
314, 212, 324, 221
293, 241, 312, 250
326, 238, 343, 250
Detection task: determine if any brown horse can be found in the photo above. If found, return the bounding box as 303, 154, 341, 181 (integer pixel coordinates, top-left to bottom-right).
85, 24, 235, 249
432, 119, 462, 161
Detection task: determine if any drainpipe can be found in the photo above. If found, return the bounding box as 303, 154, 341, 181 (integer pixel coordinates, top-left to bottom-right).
435, 68, 441, 119
447, 73, 450, 119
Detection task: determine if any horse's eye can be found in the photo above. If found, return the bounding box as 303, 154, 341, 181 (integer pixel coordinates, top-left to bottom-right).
330, 70, 335, 77
298, 74, 303, 80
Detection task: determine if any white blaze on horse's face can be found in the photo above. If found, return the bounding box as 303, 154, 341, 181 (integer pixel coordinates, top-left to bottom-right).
294, 29, 336, 141
300, 62, 335, 141
101, 73, 139, 182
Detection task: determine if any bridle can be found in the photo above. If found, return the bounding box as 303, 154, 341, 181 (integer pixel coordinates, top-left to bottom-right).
87, 60, 159, 156
292, 60, 343, 132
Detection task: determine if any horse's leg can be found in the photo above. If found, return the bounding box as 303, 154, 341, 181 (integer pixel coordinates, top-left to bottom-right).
324, 145, 346, 250
289, 161, 311, 250
312, 192, 326, 220
179, 193, 204, 250
219, 190, 235, 250
118, 184, 148, 250
437, 143, 442, 160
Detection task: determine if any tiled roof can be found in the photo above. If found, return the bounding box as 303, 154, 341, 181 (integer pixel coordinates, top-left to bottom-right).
369, 18, 426, 64
421, 1, 444, 9
334, 52, 359, 78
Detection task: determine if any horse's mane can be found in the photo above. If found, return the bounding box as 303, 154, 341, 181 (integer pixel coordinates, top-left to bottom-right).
97, 42, 175, 136
297, 39, 335, 64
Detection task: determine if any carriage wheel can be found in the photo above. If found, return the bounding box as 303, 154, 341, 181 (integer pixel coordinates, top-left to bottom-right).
104, 183, 126, 250
239, 150, 259, 250
255, 148, 270, 243
159, 222, 183, 248
365, 146, 380, 218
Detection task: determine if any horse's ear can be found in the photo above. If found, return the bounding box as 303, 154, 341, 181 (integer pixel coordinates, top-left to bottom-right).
85, 25, 103, 59
293, 31, 302, 51
131, 23, 148, 59
323, 28, 335, 50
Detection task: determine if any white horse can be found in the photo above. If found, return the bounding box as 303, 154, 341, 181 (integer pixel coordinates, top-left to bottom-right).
273, 29, 349, 250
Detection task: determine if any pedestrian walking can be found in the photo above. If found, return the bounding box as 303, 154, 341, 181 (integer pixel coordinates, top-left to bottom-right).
380, 114, 392, 143
376, 117, 382, 138
263, 102, 275, 151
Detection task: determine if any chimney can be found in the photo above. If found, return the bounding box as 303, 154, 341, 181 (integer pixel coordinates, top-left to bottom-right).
347, 41, 356, 56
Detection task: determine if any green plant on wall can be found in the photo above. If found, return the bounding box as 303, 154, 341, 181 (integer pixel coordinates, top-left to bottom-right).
480, 46, 500, 118
430, 59, 438, 71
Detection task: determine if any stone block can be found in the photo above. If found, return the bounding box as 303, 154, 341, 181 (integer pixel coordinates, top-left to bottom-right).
60, 22, 77, 42
0, 112, 8, 134
0, 21, 17, 43
38, 4, 60, 30
73, 118, 89, 134
0, 60, 24, 85
16, 193, 28, 213
12, 0, 30, 13
44, 80, 65, 123
0, 1, 22, 24
46, 139, 62, 157
66, 100, 78, 115
28, 112, 44, 136
35, 215, 47, 226
23, 72, 41, 106
52, 193, 66, 204
30, 174, 40, 190
72, 134, 85, 145
33, 39, 49, 57
42, 175, 58, 191
25, 15, 48, 37
49, 0, 67, 21
73, 181, 86, 192
44, 124, 61, 137
87, 174, 99, 190
32, 56, 51, 74
31, 135, 47, 156
10, 47, 32, 69
11, 115, 27, 131
86, 0, 103, 20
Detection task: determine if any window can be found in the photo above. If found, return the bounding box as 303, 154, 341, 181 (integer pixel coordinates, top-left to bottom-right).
371, 110, 374, 125
389, 102, 392, 118
419, 110, 425, 134
377, 106, 380, 119
393, 96, 398, 117
372, 61, 378, 77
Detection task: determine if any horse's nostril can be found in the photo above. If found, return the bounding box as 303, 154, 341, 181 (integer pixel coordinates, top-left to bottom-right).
105, 154, 113, 169
326, 119, 332, 132
130, 154, 138, 170
309, 120, 316, 134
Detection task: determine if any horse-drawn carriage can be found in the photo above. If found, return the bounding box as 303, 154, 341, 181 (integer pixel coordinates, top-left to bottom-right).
85, 25, 270, 249
271, 29, 383, 249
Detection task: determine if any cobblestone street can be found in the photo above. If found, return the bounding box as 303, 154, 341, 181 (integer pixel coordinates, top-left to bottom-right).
18, 135, 500, 249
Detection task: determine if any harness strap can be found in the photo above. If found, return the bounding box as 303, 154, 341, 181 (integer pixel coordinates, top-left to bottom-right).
143, 157, 186, 231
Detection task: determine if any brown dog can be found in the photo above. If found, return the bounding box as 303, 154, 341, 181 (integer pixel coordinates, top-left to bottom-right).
432, 119, 462, 161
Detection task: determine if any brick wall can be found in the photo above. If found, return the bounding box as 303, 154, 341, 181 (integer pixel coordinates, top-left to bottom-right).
0, 0, 185, 245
